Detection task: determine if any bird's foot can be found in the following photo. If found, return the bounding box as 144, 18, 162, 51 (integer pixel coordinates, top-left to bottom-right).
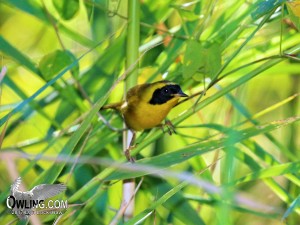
125, 145, 136, 163
161, 120, 176, 135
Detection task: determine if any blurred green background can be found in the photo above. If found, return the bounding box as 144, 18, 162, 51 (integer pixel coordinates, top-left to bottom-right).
0, 0, 300, 224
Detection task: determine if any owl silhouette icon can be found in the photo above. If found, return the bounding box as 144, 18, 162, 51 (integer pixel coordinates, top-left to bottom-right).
8, 177, 66, 220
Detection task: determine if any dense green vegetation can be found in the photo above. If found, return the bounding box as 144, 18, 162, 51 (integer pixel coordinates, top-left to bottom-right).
0, 0, 300, 224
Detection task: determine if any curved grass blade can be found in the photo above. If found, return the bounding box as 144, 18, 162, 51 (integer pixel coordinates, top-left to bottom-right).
69, 115, 300, 203
0, 36, 39, 74
125, 181, 205, 225
231, 161, 300, 185
282, 195, 300, 221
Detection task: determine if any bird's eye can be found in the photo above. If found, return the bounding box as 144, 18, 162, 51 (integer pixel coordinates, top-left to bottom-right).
163, 88, 169, 93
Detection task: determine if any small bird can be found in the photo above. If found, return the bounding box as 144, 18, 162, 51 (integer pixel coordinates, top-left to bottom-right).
8, 177, 66, 220
101, 80, 188, 162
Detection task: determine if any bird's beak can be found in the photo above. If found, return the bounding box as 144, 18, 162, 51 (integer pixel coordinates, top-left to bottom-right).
175, 90, 189, 97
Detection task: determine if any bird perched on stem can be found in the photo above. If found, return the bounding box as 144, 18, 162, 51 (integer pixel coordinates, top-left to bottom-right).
101, 80, 188, 162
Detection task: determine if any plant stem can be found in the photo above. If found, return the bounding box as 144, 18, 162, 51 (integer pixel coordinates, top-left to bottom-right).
122, 0, 140, 222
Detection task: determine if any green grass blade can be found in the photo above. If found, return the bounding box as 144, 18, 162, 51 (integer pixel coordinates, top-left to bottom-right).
0, 36, 39, 74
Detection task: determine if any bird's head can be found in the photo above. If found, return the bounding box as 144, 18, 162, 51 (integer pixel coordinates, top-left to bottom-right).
147, 80, 188, 105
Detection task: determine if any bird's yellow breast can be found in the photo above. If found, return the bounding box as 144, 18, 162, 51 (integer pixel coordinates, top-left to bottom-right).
121, 96, 180, 131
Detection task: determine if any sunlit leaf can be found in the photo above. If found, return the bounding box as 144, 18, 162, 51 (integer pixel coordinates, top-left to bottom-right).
183, 40, 221, 80
183, 39, 203, 78
39, 50, 79, 80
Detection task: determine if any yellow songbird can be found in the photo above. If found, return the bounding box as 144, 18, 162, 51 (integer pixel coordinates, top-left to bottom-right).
101, 80, 188, 161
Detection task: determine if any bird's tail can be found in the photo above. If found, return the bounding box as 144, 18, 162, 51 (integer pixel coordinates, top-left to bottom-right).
100, 102, 122, 111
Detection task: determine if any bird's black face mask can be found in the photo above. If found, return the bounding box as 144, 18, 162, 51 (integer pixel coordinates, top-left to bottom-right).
149, 84, 188, 105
